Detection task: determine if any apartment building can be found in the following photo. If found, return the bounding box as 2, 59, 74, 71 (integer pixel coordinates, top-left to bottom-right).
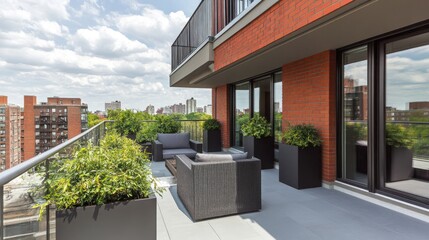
23, 96, 88, 159
171, 0, 429, 212
0, 96, 22, 170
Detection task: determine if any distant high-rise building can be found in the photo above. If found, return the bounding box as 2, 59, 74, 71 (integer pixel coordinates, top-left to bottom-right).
0, 96, 22, 171
204, 105, 212, 116
146, 105, 155, 115
105, 100, 121, 112
172, 103, 186, 114
196, 107, 204, 113
156, 108, 163, 115
23, 96, 88, 159
186, 97, 196, 114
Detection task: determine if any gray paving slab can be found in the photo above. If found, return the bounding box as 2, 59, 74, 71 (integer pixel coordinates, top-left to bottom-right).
151, 161, 429, 240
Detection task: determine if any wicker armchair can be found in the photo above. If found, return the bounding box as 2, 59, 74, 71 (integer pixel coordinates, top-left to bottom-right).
175, 154, 261, 221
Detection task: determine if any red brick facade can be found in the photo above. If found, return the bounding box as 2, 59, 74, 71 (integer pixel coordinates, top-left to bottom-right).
68, 106, 82, 139
23, 96, 37, 160
213, 85, 231, 148
282, 51, 337, 182
214, 0, 353, 70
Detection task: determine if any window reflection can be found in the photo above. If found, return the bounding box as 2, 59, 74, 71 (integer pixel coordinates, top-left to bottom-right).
385, 32, 429, 198
235, 82, 250, 147
342, 46, 368, 185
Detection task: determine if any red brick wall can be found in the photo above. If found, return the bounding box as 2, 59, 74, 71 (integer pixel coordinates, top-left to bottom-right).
282, 51, 337, 182
68, 107, 82, 139
0, 96, 7, 104
23, 96, 36, 160
213, 85, 231, 148
214, 0, 353, 70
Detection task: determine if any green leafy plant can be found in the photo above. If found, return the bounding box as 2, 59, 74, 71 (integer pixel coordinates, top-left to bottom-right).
203, 119, 221, 131
136, 123, 157, 144
386, 123, 413, 148
111, 109, 143, 136
241, 115, 271, 139
35, 132, 162, 218
154, 115, 181, 133
282, 124, 322, 148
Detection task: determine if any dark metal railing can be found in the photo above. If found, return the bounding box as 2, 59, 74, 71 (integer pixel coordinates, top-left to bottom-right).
171, 0, 213, 71
141, 120, 206, 143
0, 121, 112, 240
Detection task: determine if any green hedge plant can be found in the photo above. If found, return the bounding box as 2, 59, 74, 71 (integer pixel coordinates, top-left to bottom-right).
386, 123, 413, 148
136, 123, 157, 144
36, 132, 161, 218
155, 115, 181, 133
203, 119, 221, 131
282, 124, 322, 148
241, 115, 271, 139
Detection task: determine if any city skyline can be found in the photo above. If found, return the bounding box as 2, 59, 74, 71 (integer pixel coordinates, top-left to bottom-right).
0, 0, 211, 111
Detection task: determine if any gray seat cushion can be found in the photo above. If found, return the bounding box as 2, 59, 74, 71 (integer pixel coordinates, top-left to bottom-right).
163, 148, 197, 159
195, 152, 248, 162
158, 133, 190, 149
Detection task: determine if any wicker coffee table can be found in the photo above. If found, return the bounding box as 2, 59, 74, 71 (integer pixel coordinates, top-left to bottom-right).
165, 159, 177, 176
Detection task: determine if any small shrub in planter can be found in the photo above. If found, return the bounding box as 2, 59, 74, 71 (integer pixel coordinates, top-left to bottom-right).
36, 133, 162, 240
385, 123, 414, 182
110, 109, 143, 139
203, 119, 222, 152
241, 115, 274, 169
154, 115, 181, 134
136, 123, 157, 154
279, 124, 322, 189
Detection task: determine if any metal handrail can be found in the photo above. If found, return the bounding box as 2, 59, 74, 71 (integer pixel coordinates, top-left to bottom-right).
0, 120, 112, 186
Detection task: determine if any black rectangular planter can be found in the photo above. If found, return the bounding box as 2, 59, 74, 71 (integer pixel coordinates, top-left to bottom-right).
243, 136, 274, 169
386, 146, 413, 182
279, 143, 321, 189
56, 195, 156, 240
203, 129, 222, 152
140, 142, 153, 155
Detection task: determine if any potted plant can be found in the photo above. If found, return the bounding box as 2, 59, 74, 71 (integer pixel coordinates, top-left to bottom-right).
136, 122, 157, 155
36, 133, 161, 240
279, 124, 322, 189
241, 115, 274, 169
203, 119, 222, 152
385, 123, 414, 182
154, 115, 181, 134
110, 109, 143, 140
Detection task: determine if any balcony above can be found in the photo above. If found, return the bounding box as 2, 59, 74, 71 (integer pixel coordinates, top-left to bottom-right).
170, 0, 429, 89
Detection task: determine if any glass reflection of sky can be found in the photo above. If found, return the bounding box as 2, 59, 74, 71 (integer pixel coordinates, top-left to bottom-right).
386, 45, 429, 110
236, 89, 249, 112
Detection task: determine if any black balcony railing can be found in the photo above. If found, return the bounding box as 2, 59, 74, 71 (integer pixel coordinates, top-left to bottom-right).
171, 0, 213, 71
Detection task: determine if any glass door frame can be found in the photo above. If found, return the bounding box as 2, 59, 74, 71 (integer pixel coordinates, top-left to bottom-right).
230, 69, 282, 150
336, 21, 429, 207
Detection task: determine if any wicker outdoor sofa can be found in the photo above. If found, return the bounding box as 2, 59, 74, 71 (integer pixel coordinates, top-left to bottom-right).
175, 154, 261, 221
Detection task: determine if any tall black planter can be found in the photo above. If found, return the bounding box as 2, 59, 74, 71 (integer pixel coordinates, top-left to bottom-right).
56, 196, 156, 240
279, 143, 321, 189
243, 136, 274, 169
386, 146, 413, 182
203, 129, 222, 152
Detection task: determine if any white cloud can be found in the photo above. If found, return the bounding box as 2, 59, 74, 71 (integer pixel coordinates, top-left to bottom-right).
114, 7, 188, 47
0, 0, 212, 111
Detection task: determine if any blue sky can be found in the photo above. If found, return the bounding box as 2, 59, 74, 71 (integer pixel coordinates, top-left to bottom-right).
0, 0, 210, 111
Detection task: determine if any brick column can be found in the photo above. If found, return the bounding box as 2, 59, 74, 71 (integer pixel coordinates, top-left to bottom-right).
282, 51, 337, 182
213, 85, 231, 148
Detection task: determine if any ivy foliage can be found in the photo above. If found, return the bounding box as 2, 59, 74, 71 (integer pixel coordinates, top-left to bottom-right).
386, 123, 413, 148
203, 119, 221, 131
241, 115, 271, 139
35, 132, 161, 217
282, 124, 322, 148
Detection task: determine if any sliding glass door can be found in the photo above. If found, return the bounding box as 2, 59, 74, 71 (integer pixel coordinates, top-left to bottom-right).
382, 31, 429, 200
232, 71, 282, 150
338, 26, 429, 205
340, 46, 369, 186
